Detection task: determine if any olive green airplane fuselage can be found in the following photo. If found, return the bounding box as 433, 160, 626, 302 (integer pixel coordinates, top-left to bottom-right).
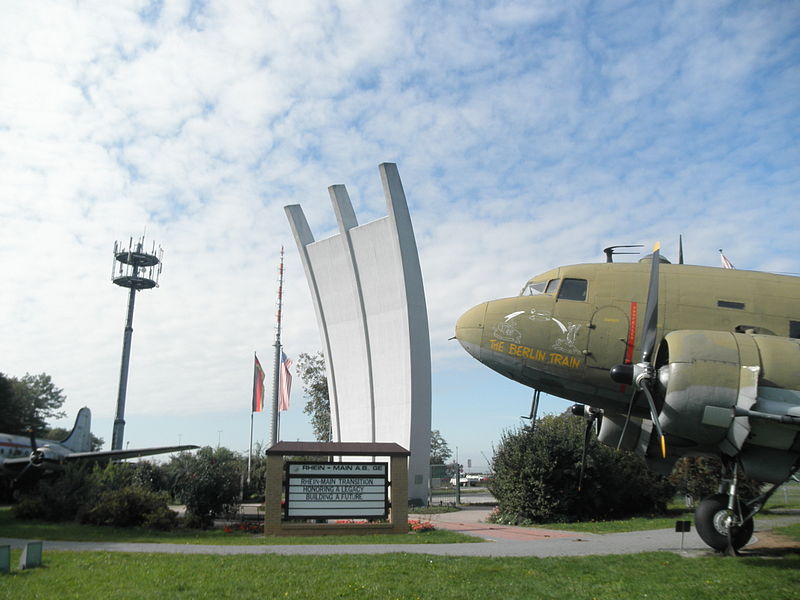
457, 258, 800, 548
456, 261, 800, 420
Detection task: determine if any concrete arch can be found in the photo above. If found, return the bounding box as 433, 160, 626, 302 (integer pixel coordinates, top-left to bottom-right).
285, 163, 431, 503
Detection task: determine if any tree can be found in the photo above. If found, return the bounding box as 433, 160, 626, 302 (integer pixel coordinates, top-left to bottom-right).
0, 372, 25, 433
489, 412, 674, 523
2, 372, 67, 435
163, 446, 242, 528
430, 430, 452, 464
296, 352, 331, 442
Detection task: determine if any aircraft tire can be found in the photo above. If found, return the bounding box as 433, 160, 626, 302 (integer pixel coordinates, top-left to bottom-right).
695, 493, 754, 552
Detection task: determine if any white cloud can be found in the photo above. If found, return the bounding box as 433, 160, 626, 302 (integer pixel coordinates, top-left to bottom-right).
0, 1, 798, 457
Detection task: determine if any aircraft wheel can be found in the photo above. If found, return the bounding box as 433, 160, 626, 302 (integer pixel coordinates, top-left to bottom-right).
695, 493, 754, 552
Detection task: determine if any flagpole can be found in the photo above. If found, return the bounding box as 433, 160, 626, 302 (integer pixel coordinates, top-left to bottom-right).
247, 410, 254, 485
248, 350, 257, 485
270, 247, 285, 447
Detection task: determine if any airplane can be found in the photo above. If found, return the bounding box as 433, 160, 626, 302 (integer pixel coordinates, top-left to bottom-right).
0, 407, 198, 495
455, 243, 800, 553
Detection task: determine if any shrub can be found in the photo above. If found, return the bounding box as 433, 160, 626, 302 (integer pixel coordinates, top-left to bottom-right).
142, 504, 179, 531
12, 461, 176, 530
12, 463, 94, 521
489, 412, 674, 523
81, 486, 176, 529
669, 456, 761, 505
166, 446, 242, 527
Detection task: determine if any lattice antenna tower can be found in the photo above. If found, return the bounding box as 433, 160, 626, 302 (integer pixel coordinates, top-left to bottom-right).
110, 235, 164, 450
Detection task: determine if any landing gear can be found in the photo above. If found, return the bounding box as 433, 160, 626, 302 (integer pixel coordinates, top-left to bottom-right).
695, 493, 754, 552
695, 460, 755, 554
694, 460, 798, 554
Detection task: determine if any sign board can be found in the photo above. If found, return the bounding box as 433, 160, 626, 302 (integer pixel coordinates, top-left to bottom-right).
285, 462, 388, 519
19, 541, 43, 570
674, 520, 692, 533
0, 545, 9, 574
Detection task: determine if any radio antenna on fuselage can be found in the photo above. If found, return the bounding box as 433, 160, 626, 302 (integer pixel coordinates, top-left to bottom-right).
603, 245, 643, 263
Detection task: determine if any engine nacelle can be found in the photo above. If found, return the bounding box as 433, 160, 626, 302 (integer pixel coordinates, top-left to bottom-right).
657, 330, 742, 450
657, 330, 800, 483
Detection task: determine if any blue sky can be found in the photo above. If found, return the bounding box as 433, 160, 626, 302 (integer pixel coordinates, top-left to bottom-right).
1, 1, 798, 470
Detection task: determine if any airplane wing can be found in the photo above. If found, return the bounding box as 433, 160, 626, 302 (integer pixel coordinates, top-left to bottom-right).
0, 457, 35, 469
0, 445, 199, 476
64, 444, 199, 461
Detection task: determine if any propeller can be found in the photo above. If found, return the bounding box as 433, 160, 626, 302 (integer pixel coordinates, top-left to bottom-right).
609, 243, 667, 458
12, 429, 42, 485
28, 429, 44, 465
572, 404, 602, 491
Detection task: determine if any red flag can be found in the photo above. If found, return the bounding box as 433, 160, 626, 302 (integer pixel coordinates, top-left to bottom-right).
279, 351, 292, 411
252, 354, 265, 412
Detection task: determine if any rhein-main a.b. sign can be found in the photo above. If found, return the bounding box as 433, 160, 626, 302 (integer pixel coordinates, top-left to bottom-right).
285, 462, 388, 519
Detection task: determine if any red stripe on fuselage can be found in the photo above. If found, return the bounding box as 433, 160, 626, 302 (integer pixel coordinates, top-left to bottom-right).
619, 301, 638, 393
625, 301, 638, 365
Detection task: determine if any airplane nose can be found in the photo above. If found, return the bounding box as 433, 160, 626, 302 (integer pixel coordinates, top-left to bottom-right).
455, 302, 488, 357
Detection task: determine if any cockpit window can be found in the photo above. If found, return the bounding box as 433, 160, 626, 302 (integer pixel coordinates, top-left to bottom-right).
520, 279, 560, 296
520, 281, 547, 296
544, 278, 561, 294
557, 278, 587, 301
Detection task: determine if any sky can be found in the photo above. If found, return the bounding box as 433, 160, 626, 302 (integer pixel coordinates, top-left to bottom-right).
1, 1, 798, 471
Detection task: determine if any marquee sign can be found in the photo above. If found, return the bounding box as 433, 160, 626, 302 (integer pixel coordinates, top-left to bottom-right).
285, 462, 388, 519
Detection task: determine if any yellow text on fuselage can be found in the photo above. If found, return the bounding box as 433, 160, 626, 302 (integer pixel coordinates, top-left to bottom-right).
488, 339, 582, 369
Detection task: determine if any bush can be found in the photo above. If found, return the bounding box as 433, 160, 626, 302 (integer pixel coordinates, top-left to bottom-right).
13, 463, 94, 521
669, 456, 762, 505
12, 461, 176, 530
131, 460, 169, 493
166, 446, 242, 527
489, 412, 674, 523
81, 486, 176, 529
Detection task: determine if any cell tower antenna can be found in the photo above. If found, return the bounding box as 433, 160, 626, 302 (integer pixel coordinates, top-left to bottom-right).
110, 234, 163, 450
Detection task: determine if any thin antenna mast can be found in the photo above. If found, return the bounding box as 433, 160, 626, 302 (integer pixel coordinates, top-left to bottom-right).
269, 247, 285, 446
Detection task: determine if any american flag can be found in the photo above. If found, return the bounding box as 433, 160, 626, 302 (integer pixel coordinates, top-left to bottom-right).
719, 249, 735, 269
279, 351, 292, 411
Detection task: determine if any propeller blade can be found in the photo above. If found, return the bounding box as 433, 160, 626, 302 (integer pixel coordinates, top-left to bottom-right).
13, 461, 35, 485
27, 429, 36, 452
640, 243, 660, 363
616, 388, 638, 450
609, 243, 667, 459
641, 382, 667, 458
578, 414, 596, 492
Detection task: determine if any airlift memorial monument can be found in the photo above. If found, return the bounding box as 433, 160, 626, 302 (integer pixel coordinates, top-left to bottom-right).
284, 163, 432, 507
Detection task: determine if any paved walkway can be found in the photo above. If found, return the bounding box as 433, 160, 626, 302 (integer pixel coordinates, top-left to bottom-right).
3, 508, 798, 558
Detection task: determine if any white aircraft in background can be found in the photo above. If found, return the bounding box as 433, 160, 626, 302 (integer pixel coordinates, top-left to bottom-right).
0, 407, 197, 489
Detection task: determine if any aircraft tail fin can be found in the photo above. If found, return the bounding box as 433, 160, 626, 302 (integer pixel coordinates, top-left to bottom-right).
60, 407, 92, 452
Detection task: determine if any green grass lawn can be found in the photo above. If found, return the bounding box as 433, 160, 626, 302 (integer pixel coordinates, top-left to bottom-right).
407, 506, 461, 515
506, 484, 800, 535
0, 507, 478, 546
2, 509, 800, 598
3, 545, 800, 600
516, 507, 800, 536
535, 511, 695, 534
